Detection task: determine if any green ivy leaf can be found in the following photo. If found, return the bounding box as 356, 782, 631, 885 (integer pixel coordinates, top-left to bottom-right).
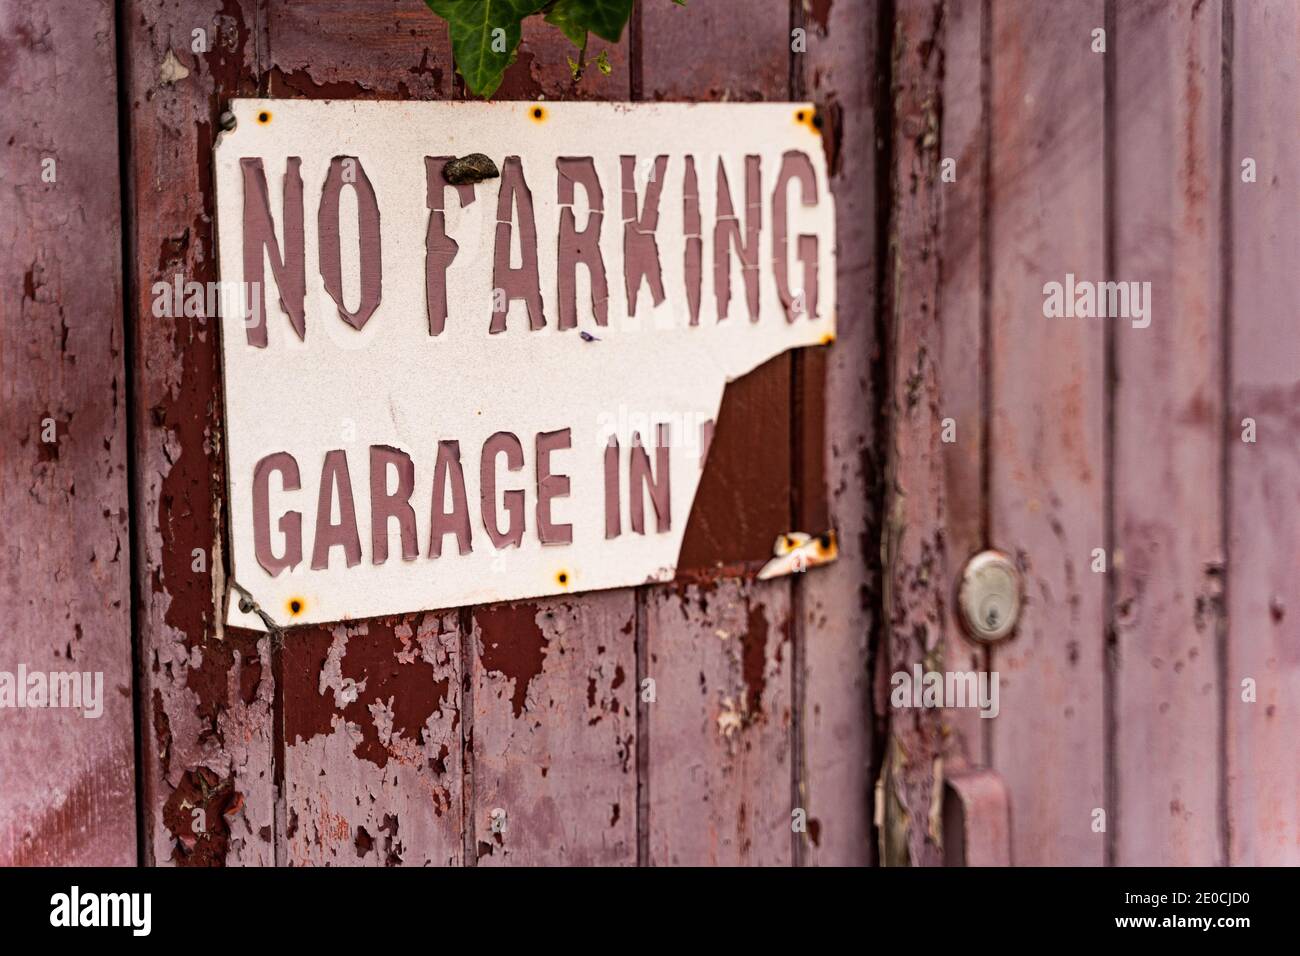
543, 0, 634, 45
543, 2, 589, 47
426, 0, 548, 98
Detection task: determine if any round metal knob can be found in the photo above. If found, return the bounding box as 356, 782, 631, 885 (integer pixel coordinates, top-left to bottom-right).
957, 550, 1022, 643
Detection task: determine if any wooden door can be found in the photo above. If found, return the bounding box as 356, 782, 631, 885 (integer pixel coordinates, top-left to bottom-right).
3, 0, 1295, 869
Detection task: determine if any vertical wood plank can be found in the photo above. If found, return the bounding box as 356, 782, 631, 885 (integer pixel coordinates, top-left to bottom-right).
938, 0, 990, 773
281, 613, 462, 866
646, 580, 794, 865
0, 0, 137, 866
267, 10, 465, 867
1227, 0, 1300, 866
641, 0, 795, 572
639, 0, 798, 867
796, 0, 881, 865
987, 0, 1107, 866
1112, 0, 1223, 866
471, 595, 637, 865
461, 24, 640, 868
877, 0, 949, 868
121, 0, 274, 866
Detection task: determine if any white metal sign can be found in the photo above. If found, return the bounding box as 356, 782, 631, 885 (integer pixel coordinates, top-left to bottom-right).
213, 99, 835, 630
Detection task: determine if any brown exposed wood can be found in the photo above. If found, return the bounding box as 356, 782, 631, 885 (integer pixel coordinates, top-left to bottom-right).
1112, 0, 1223, 866
267, 0, 454, 99
1226, 0, 1299, 866
0, 0, 137, 866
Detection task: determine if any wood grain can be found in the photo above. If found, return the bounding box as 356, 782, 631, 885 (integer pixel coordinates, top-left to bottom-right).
986, 0, 1107, 866
1112, 0, 1223, 866
0, 0, 137, 866
1226, 0, 1300, 866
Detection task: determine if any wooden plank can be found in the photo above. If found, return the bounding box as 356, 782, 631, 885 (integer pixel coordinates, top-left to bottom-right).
281, 613, 462, 866
1227, 0, 1300, 866
121, 0, 275, 867
266, 11, 463, 867
986, 0, 1107, 866
937, 0, 989, 774
876, 0, 949, 868
470, 595, 637, 865
453, 23, 639, 868
1112, 0, 1223, 866
794, 0, 880, 865
0, 0, 136, 866
646, 579, 794, 865
639, 0, 797, 867
641, 0, 795, 572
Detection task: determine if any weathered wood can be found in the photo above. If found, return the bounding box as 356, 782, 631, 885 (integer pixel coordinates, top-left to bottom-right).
646, 580, 794, 865
878, 0, 949, 869
639, 0, 798, 866
268, 0, 453, 98
937, 0, 989, 774
281, 613, 462, 866
451, 22, 640, 868
270, 11, 462, 868
1112, 0, 1223, 866
121, 0, 275, 867
795, 0, 880, 866
0, 0, 137, 866
470, 594, 637, 865
1227, 0, 1300, 866
986, 0, 1106, 866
